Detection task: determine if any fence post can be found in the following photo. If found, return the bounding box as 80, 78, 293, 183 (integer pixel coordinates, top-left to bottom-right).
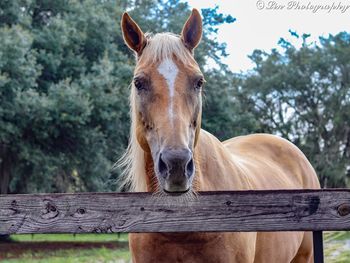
313, 231, 324, 263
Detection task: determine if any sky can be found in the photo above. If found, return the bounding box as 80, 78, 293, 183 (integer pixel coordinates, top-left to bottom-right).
185, 0, 350, 72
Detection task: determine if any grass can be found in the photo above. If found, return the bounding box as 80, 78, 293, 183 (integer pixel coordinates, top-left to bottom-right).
324, 232, 350, 263
1, 247, 130, 263
1, 232, 349, 262
1, 234, 130, 263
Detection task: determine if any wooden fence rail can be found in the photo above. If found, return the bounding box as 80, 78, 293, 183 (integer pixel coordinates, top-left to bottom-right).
1, 189, 350, 262
1, 189, 350, 234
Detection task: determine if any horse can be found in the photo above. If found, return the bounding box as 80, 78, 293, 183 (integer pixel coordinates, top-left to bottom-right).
119, 9, 320, 263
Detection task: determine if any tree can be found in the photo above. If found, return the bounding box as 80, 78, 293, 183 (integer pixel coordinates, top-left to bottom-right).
0, 0, 238, 193
0, 0, 132, 193
239, 32, 350, 187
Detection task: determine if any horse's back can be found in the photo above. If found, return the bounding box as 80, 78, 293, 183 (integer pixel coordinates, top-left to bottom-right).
223, 133, 320, 190
223, 133, 319, 262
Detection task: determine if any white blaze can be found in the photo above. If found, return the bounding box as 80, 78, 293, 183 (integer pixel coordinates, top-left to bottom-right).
157, 58, 178, 125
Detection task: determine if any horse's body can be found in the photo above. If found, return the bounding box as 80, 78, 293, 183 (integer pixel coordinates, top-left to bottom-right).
120, 9, 320, 263
129, 131, 319, 262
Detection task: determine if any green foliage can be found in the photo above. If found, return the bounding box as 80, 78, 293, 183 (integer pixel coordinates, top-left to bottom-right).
0, 0, 134, 193
1, 0, 348, 193
240, 31, 350, 187
0, 0, 239, 193
201, 69, 259, 139
324, 232, 350, 262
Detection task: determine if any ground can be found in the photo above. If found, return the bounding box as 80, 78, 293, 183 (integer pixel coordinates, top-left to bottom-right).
324, 232, 350, 263
0, 234, 130, 263
0, 232, 349, 262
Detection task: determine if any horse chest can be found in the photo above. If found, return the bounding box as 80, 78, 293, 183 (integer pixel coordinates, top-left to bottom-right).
129, 233, 254, 263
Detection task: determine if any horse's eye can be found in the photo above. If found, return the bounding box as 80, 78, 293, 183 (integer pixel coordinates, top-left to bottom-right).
134, 78, 145, 91
195, 78, 204, 90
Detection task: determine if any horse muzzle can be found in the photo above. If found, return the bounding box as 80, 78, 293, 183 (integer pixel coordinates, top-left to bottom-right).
156, 147, 194, 193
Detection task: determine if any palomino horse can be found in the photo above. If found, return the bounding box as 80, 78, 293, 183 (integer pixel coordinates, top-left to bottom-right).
120, 9, 320, 263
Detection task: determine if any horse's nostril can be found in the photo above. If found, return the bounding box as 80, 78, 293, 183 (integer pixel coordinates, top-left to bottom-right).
186, 158, 194, 176
158, 153, 168, 176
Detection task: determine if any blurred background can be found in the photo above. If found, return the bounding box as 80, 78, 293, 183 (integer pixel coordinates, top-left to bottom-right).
0, 0, 349, 262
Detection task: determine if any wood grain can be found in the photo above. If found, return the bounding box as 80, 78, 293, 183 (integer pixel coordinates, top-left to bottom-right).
1, 190, 350, 234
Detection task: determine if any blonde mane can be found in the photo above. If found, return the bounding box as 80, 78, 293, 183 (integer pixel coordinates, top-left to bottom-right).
141, 32, 195, 65
117, 32, 196, 192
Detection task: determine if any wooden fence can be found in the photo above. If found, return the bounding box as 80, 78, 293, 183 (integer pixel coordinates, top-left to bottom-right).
1, 189, 350, 262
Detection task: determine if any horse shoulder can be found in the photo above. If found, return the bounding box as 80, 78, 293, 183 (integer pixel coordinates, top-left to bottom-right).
223, 133, 320, 189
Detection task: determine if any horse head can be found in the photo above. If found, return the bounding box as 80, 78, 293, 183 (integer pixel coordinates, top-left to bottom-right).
121, 9, 204, 194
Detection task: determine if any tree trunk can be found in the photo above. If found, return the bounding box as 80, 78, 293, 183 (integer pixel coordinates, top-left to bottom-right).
0, 145, 11, 242
0, 234, 12, 242
0, 145, 11, 194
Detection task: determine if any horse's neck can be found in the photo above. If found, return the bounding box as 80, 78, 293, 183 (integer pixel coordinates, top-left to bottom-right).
194, 129, 252, 191
141, 129, 251, 192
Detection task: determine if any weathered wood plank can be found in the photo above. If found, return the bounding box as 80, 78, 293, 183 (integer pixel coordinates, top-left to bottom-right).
1, 190, 350, 234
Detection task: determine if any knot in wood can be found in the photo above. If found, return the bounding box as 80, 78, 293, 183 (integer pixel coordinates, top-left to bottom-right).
41, 200, 59, 219
48, 204, 57, 212
77, 208, 86, 214
337, 203, 350, 217
10, 199, 19, 215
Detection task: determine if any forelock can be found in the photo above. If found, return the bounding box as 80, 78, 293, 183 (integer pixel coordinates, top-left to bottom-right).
140, 32, 196, 65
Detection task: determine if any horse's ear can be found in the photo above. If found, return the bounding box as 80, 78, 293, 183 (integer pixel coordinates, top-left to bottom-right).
121, 12, 146, 56
181, 9, 202, 52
